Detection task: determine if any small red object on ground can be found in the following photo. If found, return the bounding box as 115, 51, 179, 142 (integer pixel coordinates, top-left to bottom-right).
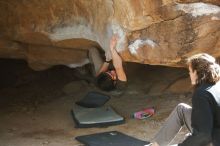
132, 107, 155, 120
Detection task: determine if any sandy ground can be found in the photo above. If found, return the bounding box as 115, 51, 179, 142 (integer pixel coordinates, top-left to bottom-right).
0, 59, 193, 146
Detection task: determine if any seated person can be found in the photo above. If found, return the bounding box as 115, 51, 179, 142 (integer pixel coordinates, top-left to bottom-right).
88, 35, 127, 92
148, 53, 220, 146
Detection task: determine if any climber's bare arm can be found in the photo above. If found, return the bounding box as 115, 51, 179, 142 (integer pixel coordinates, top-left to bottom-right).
110, 35, 127, 81
96, 62, 109, 77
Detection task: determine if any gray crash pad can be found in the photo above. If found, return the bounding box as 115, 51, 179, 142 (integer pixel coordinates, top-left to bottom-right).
71, 104, 125, 128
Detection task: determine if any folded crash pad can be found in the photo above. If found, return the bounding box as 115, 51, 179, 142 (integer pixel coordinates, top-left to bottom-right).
75, 91, 110, 108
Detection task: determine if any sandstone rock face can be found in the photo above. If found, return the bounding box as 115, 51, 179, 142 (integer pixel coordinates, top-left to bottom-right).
0, 0, 219, 70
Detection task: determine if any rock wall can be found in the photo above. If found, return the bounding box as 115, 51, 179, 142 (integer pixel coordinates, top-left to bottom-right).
0, 0, 219, 70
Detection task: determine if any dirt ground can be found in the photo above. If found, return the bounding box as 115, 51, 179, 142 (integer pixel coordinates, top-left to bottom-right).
0, 59, 193, 146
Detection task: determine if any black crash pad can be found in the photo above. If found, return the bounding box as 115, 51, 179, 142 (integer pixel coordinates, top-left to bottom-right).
75, 131, 150, 146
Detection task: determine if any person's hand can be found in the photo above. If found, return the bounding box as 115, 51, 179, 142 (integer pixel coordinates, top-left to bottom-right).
151, 142, 159, 146
110, 34, 118, 50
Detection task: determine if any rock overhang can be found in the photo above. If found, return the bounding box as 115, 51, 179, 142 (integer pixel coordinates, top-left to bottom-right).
0, 0, 219, 70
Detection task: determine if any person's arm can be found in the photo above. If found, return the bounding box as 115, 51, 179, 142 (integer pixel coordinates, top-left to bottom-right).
110, 35, 127, 82
96, 62, 110, 77
179, 91, 213, 146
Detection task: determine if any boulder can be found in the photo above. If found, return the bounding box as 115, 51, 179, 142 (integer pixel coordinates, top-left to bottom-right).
0, 0, 219, 70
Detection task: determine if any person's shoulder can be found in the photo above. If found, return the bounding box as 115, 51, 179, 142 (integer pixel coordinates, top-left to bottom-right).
206, 81, 220, 102
192, 83, 217, 103
194, 84, 212, 97
195, 83, 212, 92
207, 81, 220, 91
115, 79, 127, 90
117, 79, 127, 85
109, 80, 127, 97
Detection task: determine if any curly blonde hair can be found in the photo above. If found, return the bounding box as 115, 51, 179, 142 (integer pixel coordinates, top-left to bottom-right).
187, 53, 220, 85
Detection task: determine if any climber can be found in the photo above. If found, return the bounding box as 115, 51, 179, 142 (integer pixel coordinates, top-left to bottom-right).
88, 35, 127, 92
